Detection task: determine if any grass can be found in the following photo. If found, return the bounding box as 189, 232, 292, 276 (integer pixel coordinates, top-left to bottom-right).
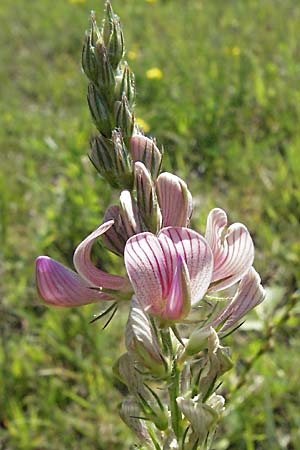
1, 0, 300, 448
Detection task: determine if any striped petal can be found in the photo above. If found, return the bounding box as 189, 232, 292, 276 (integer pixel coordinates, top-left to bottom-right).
205, 208, 254, 291
158, 227, 213, 306
124, 227, 213, 319
211, 267, 265, 332
156, 173, 193, 227
130, 134, 162, 179
162, 255, 191, 321
73, 220, 131, 291
36, 256, 113, 307
124, 232, 167, 314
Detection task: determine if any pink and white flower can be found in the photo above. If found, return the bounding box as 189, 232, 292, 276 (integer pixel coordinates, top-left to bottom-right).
124, 227, 213, 321
36, 220, 131, 307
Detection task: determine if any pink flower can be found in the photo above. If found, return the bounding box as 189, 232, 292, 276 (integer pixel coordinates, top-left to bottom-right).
36, 220, 131, 307
124, 227, 213, 321
205, 208, 254, 292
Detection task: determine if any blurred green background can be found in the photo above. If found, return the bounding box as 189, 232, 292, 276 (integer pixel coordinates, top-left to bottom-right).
1, 0, 300, 448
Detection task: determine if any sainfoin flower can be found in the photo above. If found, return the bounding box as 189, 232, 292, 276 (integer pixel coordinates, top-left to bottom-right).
124, 208, 262, 323
36, 220, 131, 306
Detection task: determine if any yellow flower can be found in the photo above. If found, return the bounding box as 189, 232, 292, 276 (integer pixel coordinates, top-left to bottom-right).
128, 50, 137, 61
146, 68, 163, 80
69, 0, 86, 4
231, 46, 241, 56
135, 117, 150, 133
146, 0, 158, 3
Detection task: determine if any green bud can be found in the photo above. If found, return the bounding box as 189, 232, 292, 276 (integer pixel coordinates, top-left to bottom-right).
102, 1, 114, 46
216, 346, 233, 375
115, 95, 134, 142
102, 1, 124, 69
115, 63, 135, 106
126, 297, 167, 378
134, 162, 162, 234
185, 327, 212, 356
82, 32, 97, 83
90, 132, 133, 189
94, 41, 115, 95
87, 83, 112, 136
111, 130, 133, 187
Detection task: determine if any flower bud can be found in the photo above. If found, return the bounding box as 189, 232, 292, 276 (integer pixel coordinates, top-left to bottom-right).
120, 190, 143, 236
87, 83, 112, 137
94, 41, 115, 95
101, 205, 129, 255
134, 162, 162, 233
185, 326, 212, 356
113, 353, 146, 396
111, 130, 133, 187
130, 134, 162, 180
177, 396, 218, 441
115, 63, 135, 105
102, 1, 124, 69
115, 95, 134, 142
81, 12, 101, 83
216, 346, 233, 375
119, 397, 152, 445
125, 296, 167, 377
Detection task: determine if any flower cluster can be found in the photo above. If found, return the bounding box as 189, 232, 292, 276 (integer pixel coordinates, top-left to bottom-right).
35, 2, 265, 449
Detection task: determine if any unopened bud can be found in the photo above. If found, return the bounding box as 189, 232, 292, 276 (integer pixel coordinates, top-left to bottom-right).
216, 346, 233, 375
120, 397, 152, 445
126, 296, 167, 377
94, 41, 115, 95
120, 190, 142, 236
134, 162, 162, 233
115, 63, 135, 105
81, 12, 102, 83
101, 205, 129, 256
102, 1, 124, 69
177, 396, 218, 441
115, 95, 134, 142
185, 326, 212, 356
87, 83, 112, 136
130, 134, 162, 180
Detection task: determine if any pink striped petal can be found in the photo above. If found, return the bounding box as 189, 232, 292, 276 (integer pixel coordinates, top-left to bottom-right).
130, 134, 162, 179
73, 220, 131, 291
124, 227, 213, 319
205, 208, 254, 291
211, 267, 265, 332
158, 227, 213, 306
156, 173, 193, 227
124, 232, 168, 314
36, 256, 113, 307
162, 255, 191, 321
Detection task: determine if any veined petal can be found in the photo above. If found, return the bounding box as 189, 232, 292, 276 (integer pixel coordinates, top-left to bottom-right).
130, 134, 162, 179
158, 227, 213, 306
156, 172, 193, 227
162, 255, 191, 321
36, 256, 113, 306
205, 208, 254, 291
124, 232, 168, 314
73, 220, 131, 291
212, 267, 265, 332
